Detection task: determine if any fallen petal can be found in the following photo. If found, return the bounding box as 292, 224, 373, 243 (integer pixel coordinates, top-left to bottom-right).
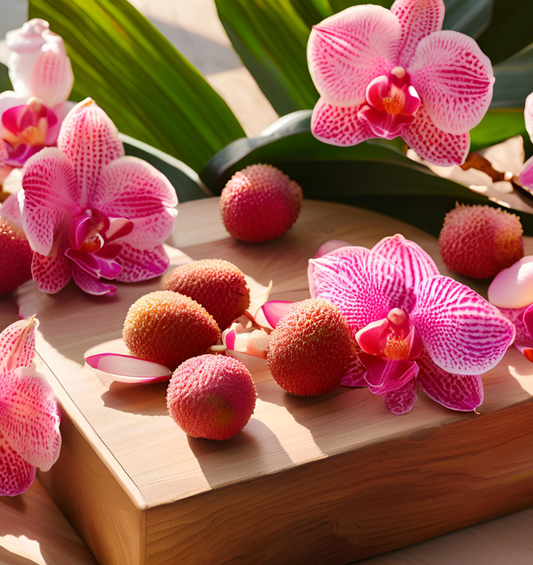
488, 256, 533, 309
260, 301, 294, 329
314, 240, 352, 258
85, 353, 171, 384
0, 318, 37, 372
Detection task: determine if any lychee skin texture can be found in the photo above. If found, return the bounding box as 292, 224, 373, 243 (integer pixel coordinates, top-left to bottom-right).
220, 164, 303, 243
123, 291, 221, 371
0, 219, 33, 295
267, 299, 356, 396
164, 259, 250, 330
439, 204, 524, 280
167, 354, 257, 440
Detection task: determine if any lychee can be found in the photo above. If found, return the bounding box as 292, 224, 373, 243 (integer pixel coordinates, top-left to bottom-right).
164, 259, 250, 330
0, 218, 33, 295
166, 354, 257, 440
123, 291, 221, 371
439, 204, 524, 279
220, 164, 303, 243
267, 299, 356, 396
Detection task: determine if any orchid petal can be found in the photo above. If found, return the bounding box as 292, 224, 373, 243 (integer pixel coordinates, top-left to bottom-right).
361, 353, 418, 394
45, 101, 76, 146
65, 248, 122, 280
0, 193, 22, 227
499, 307, 531, 344
523, 304, 533, 342
408, 31, 494, 135
340, 355, 368, 387
411, 276, 515, 375
391, 0, 445, 67
407, 326, 424, 360
115, 243, 169, 283
314, 240, 352, 258
106, 218, 134, 242
525, 92, 533, 143
21, 147, 77, 256
514, 343, 533, 363
311, 98, 373, 146
222, 328, 237, 351
58, 99, 124, 207
0, 367, 61, 471
355, 318, 389, 355
0, 318, 37, 371
417, 350, 483, 411
488, 256, 533, 309
520, 155, 533, 189
308, 6, 401, 106
32, 252, 71, 294
383, 378, 418, 415
71, 265, 116, 296
0, 91, 27, 139
85, 353, 171, 384
0, 430, 35, 496
260, 301, 294, 329
401, 104, 470, 166
309, 246, 409, 334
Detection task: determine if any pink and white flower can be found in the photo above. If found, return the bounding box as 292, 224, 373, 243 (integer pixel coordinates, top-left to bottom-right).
0, 19, 74, 182
0, 318, 61, 496
15, 98, 177, 296
307, 0, 494, 166
518, 93, 533, 190
307, 235, 514, 414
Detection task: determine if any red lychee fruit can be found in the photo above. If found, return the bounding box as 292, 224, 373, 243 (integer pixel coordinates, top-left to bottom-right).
220, 164, 303, 243
0, 218, 33, 295
439, 204, 524, 279
267, 299, 356, 396
163, 259, 250, 330
166, 354, 257, 440
123, 291, 221, 371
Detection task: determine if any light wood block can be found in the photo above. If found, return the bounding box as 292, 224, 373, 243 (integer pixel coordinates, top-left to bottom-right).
13, 199, 533, 565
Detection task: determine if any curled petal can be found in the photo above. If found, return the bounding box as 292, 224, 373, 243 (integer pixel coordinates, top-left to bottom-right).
71, 265, 116, 296
32, 252, 71, 294
0, 318, 37, 371
488, 256, 533, 309
411, 276, 515, 375
311, 99, 373, 146
408, 30, 494, 135
260, 301, 294, 329
65, 248, 122, 280
525, 92, 533, 144
356, 318, 389, 355
222, 327, 237, 351
308, 6, 401, 106
314, 240, 352, 258
0, 430, 35, 496
383, 378, 418, 415
417, 351, 483, 411
519, 155, 533, 190
0, 367, 61, 471
361, 353, 419, 394
115, 243, 169, 283
340, 355, 368, 387
401, 105, 470, 166
515, 343, 533, 363
85, 353, 171, 384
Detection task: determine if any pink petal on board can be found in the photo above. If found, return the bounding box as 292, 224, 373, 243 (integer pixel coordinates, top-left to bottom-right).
340, 355, 368, 387
383, 378, 418, 415
115, 243, 169, 283
515, 343, 533, 363
417, 350, 483, 411
260, 301, 295, 329
314, 240, 352, 258
71, 265, 116, 296
0, 367, 61, 471
519, 156, 533, 190
307, 6, 401, 106
488, 256, 533, 309
525, 92, 533, 144
85, 353, 171, 384
58, 99, 124, 208
408, 30, 494, 135
362, 353, 419, 394
411, 276, 515, 375
21, 147, 77, 256
308, 246, 409, 334
401, 104, 470, 166
311, 99, 374, 147
97, 157, 177, 250
0, 430, 36, 496
0, 318, 37, 371
391, 0, 445, 67
0, 193, 22, 227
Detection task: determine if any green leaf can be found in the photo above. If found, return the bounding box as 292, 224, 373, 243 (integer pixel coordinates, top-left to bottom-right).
289, 0, 333, 28
201, 111, 533, 238
0, 63, 12, 93
443, 0, 493, 38
28, 0, 245, 173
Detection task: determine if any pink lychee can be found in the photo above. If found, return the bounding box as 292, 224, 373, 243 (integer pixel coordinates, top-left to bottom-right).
0, 218, 33, 295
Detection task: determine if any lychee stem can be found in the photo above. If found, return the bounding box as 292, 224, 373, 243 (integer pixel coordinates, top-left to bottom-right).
243, 310, 273, 335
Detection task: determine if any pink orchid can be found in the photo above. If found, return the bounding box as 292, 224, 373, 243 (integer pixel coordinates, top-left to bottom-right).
14, 98, 178, 296
307, 235, 514, 414
0, 318, 61, 496
517, 93, 533, 190
307, 0, 494, 166
0, 19, 74, 182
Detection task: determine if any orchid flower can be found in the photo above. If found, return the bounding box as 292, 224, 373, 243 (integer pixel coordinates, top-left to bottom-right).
0, 318, 61, 496
307, 0, 494, 166
8, 98, 177, 296
0, 19, 74, 184
518, 93, 533, 191
307, 235, 514, 414
489, 257, 533, 362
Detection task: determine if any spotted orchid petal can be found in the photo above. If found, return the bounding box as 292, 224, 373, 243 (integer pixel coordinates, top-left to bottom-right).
417, 351, 483, 411
361, 353, 419, 394
21, 147, 77, 255
307, 6, 401, 107
499, 307, 531, 344
523, 304, 533, 342
408, 31, 494, 135
525, 92, 533, 143
71, 265, 116, 296
260, 301, 294, 329
115, 243, 169, 283
488, 256, 533, 309
32, 252, 71, 294
58, 99, 124, 207
97, 157, 178, 250
314, 240, 352, 258
340, 355, 368, 387
391, 0, 445, 67
0, 430, 36, 496
411, 276, 515, 375
401, 104, 470, 166
383, 378, 418, 415
0, 318, 37, 371
85, 353, 171, 384
311, 99, 373, 146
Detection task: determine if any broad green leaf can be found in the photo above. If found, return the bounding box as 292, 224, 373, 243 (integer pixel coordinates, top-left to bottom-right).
289, 0, 333, 28
29, 0, 245, 173
443, 0, 493, 38
0, 63, 12, 93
